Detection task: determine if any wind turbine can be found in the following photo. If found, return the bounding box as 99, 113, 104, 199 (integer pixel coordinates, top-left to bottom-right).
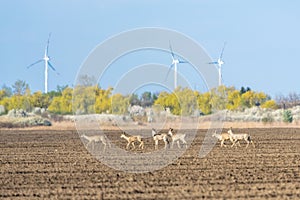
27, 33, 59, 93
209, 42, 226, 86
165, 41, 188, 89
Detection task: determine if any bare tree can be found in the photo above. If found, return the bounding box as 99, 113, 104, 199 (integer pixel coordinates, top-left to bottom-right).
275, 92, 300, 109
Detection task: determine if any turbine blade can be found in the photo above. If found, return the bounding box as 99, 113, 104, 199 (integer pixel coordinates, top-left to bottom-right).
220, 42, 226, 59
27, 59, 43, 68
179, 60, 188, 64
48, 61, 59, 75
165, 64, 174, 81
208, 62, 218, 64
169, 41, 175, 60
46, 32, 51, 55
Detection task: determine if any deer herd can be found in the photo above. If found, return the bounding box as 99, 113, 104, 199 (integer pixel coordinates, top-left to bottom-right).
212, 127, 255, 148
80, 127, 255, 152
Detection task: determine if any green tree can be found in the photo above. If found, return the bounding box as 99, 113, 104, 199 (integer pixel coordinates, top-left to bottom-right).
12, 80, 29, 96
129, 94, 140, 106
283, 110, 293, 123
140, 91, 154, 107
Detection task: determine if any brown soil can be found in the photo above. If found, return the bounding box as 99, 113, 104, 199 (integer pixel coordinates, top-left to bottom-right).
1, 128, 300, 199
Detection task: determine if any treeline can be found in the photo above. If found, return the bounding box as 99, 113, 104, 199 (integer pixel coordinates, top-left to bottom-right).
0, 80, 294, 116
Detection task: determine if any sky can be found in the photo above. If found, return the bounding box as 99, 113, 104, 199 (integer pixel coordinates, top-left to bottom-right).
1, 0, 300, 98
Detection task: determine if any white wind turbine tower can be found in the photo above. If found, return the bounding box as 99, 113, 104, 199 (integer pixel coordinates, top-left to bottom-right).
165, 41, 188, 89
27, 33, 59, 93
209, 42, 226, 86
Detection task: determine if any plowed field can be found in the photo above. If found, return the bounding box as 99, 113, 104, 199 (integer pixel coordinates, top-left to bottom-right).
1, 128, 300, 199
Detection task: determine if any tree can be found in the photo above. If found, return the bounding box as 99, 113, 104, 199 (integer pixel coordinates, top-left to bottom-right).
12, 80, 29, 96
0, 90, 7, 101
254, 92, 267, 106
240, 86, 246, 95
174, 87, 198, 115
197, 92, 212, 115
94, 86, 113, 114
1, 84, 12, 97
283, 110, 293, 123
77, 74, 96, 86
48, 87, 73, 114
31, 91, 50, 108
241, 91, 255, 108
140, 91, 153, 107
226, 90, 242, 110
261, 100, 278, 109
210, 86, 232, 111
73, 85, 97, 114
154, 91, 180, 115
129, 94, 140, 106
288, 92, 300, 107
111, 94, 129, 114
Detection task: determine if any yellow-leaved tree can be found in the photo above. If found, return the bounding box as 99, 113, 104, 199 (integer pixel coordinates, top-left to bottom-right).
111, 93, 130, 114
226, 90, 242, 110
261, 100, 278, 109
94, 86, 113, 114
48, 87, 73, 114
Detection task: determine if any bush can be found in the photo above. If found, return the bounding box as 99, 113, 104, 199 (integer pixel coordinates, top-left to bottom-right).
283, 110, 293, 123
262, 114, 274, 124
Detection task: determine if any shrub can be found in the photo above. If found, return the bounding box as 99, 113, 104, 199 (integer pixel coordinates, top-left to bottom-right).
262, 114, 274, 124
283, 110, 293, 123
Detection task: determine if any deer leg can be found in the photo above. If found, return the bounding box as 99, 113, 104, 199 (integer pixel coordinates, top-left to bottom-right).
170, 140, 174, 149
164, 140, 168, 149
103, 143, 106, 152
131, 142, 135, 150
126, 142, 130, 149
139, 141, 144, 149
231, 139, 236, 148
182, 138, 187, 149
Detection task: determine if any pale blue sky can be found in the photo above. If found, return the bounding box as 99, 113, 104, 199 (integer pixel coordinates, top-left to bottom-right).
1, 0, 299, 98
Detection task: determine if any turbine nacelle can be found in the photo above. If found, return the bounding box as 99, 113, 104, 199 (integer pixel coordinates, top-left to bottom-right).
218, 58, 224, 67
44, 55, 50, 62
172, 59, 179, 65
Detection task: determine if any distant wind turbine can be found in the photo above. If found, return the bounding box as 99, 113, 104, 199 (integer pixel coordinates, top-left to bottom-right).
209, 42, 226, 86
165, 41, 188, 89
27, 33, 59, 93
